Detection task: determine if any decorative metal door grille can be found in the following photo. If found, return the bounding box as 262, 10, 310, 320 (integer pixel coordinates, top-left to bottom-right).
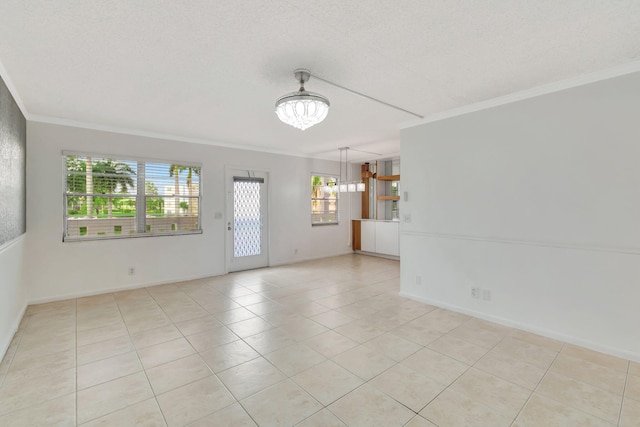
233, 180, 262, 257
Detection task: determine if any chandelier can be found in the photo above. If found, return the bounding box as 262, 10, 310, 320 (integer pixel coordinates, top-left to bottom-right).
275, 69, 330, 131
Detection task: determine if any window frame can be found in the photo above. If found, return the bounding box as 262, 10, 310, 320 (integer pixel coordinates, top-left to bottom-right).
311, 173, 339, 226
62, 151, 203, 242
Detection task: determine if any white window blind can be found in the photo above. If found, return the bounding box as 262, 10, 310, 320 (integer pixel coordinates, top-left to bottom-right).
64, 154, 201, 241
311, 174, 339, 225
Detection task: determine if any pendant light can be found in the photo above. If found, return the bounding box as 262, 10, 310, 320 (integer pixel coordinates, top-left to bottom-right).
338, 148, 348, 192
337, 147, 365, 193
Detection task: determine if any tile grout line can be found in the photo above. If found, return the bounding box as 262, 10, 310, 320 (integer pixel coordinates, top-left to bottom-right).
414, 330, 502, 425
147, 277, 267, 425
506, 340, 563, 426
216, 266, 402, 425
511, 342, 623, 426
310, 316, 427, 420
617, 360, 630, 427
209, 277, 286, 426
0, 306, 78, 421
0, 310, 30, 392
2, 257, 397, 424
11, 256, 635, 426
112, 290, 169, 427
75, 298, 78, 426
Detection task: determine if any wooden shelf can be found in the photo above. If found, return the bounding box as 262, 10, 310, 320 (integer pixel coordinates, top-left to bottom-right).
377, 195, 400, 201
377, 174, 400, 181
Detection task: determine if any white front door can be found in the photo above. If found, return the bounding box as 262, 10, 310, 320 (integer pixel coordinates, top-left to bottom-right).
226, 169, 269, 272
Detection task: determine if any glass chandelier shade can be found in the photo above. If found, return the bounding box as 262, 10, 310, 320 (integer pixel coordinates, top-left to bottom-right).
275, 69, 330, 131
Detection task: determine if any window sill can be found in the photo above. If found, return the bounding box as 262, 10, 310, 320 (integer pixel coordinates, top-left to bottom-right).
63, 229, 203, 242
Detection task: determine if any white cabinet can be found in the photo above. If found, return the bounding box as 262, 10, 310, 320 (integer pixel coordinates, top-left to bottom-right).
375, 221, 399, 256
361, 220, 376, 253
358, 220, 399, 257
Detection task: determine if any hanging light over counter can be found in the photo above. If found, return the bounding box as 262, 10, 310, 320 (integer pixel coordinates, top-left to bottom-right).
337, 147, 365, 192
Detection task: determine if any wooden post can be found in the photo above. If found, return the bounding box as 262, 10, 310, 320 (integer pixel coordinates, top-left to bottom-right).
361, 163, 371, 219
352, 219, 361, 250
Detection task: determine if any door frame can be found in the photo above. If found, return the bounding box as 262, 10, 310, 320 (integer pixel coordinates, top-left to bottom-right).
225, 165, 271, 273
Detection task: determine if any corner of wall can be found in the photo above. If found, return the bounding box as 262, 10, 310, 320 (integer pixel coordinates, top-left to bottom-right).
0, 302, 27, 363
0, 235, 29, 362
399, 289, 640, 362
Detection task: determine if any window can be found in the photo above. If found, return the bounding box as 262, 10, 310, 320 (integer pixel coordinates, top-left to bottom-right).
311, 174, 338, 225
64, 153, 201, 241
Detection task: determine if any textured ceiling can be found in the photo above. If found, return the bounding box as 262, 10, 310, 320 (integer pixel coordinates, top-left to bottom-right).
0, 1, 639, 161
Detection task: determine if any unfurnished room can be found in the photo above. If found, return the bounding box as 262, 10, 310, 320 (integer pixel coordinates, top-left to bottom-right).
0, 1, 639, 426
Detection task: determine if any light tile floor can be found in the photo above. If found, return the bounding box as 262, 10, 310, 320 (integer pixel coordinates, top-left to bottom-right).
0, 254, 638, 426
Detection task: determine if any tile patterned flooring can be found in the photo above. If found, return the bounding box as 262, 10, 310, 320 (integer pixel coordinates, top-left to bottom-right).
0, 254, 638, 426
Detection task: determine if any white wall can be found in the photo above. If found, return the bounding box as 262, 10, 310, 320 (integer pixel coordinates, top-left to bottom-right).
26, 122, 353, 302
400, 71, 640, 361
0, 236, 28, 358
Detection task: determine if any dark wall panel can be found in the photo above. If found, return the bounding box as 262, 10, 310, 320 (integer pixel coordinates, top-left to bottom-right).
0, 75, 26, 246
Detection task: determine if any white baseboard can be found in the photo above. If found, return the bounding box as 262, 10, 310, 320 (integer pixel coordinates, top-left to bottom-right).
269, 249, 355, 267
399, 291, 640, 363
27, 271, 225, 305
353, 250, 400, 261
27, 250, 356, 305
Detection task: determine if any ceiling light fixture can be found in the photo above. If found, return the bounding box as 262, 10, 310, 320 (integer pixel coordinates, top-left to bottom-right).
275, 69, 330, 131
337, 147, 365, 193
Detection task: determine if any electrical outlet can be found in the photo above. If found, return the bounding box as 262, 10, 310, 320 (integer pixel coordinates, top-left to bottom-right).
403, 214, 412, 223
415, 275, 422, 285
482, 289, 492, 301
128, 267, 135, 276
471, 287, 481, 299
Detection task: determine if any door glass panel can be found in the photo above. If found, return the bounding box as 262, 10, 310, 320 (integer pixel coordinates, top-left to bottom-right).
233, 181, 262, 257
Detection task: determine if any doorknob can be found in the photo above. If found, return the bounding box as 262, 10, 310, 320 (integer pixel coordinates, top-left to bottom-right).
227, 222, 232, 231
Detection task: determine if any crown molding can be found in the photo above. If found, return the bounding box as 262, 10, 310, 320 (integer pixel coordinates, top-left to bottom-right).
401, 60, 640, 130
28, 114, 336, 161
0, 59, 30, 118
